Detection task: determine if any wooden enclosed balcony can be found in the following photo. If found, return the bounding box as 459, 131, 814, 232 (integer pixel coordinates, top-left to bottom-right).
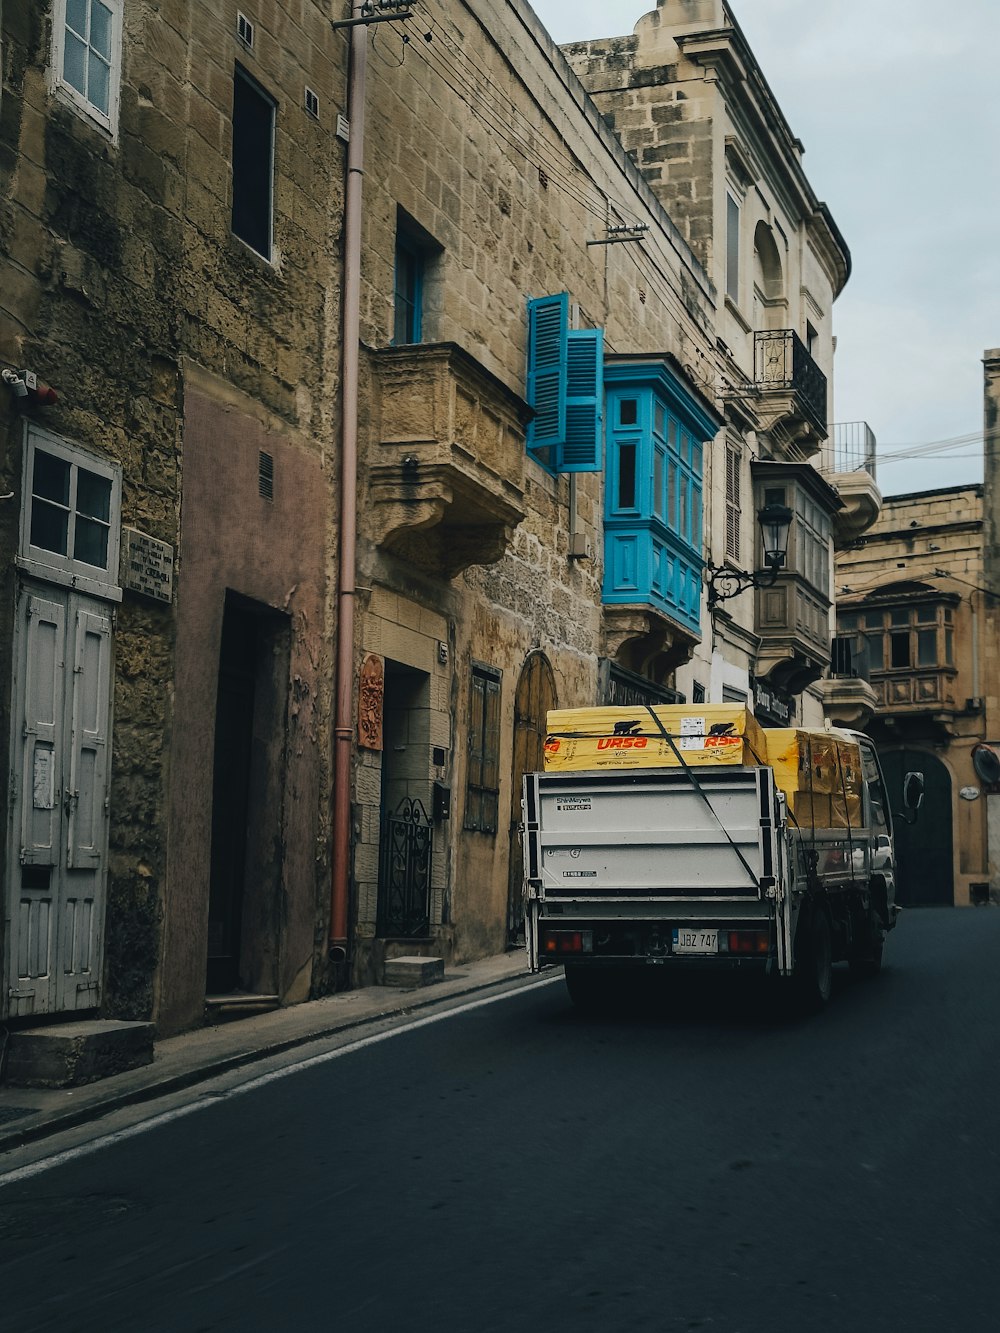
754, 574, 833, 695
367, 343, 530, 579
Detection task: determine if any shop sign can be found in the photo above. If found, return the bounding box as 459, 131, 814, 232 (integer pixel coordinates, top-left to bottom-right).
752, 678, 791, 725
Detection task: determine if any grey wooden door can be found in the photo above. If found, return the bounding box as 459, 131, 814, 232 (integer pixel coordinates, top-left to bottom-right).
5, 582, 113, 1017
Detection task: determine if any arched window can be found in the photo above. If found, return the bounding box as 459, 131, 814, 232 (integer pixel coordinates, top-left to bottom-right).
752, 222, 785, 330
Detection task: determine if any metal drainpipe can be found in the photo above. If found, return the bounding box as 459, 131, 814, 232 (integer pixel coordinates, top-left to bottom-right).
330, 5, 367, 959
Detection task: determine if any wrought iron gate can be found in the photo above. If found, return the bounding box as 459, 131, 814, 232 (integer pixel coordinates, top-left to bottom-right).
377, 797, 433, 937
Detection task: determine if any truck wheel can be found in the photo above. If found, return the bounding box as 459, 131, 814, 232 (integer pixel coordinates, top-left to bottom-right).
849, 909, 885, 979
795, 909, 833, 1012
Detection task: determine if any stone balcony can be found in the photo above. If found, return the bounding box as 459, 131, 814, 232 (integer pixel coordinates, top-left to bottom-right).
823, 423, 882, 547
828, 467, 882, 547
815, 675, 879, 730
367, 343, 530, 579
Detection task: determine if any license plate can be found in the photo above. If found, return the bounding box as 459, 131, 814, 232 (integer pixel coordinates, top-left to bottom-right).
672, 928, 718, 955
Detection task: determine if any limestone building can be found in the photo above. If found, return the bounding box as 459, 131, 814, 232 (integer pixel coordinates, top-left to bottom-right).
564, 0, 880, 727
829, 348, 1000, 909
834, 485, 988, 906
0, 1, 873, 1044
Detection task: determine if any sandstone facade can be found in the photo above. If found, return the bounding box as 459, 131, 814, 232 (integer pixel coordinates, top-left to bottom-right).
0, 1, 863, 1033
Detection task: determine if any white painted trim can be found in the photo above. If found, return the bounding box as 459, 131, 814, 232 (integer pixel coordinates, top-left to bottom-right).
49, 0, 124, 141
19, 422, 123, 601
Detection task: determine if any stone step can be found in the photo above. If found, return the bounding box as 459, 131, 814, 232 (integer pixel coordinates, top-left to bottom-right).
383, 955, 445, 989
204, 993, 280, 1022
4, 1019, 155, 1089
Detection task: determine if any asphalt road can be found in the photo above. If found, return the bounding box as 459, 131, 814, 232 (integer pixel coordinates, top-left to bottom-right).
1, 906, 999, 1333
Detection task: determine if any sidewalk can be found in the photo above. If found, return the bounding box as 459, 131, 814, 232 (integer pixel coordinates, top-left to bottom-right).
0, 951, 536, 1157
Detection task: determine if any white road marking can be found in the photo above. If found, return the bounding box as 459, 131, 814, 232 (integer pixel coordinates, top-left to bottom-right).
0, 974, 561, 1186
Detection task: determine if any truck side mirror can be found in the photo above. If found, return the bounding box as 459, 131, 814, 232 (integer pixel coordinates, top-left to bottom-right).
899, 771, 924, 824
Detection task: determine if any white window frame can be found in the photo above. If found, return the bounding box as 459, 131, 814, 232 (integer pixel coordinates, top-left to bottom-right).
50, 0, 124, 139
18, 423, 123, 602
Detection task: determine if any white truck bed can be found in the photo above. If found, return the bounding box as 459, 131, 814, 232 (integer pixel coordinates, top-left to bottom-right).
523, 765, 781, 899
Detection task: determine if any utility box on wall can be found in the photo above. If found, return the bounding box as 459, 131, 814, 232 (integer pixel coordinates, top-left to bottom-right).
432, 781, 451, 822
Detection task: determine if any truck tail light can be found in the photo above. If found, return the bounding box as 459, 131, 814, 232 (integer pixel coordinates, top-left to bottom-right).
542, 930, 593, 955
727, 930, 769, 955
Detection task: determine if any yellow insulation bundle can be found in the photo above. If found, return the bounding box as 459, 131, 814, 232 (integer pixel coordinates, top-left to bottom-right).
763, 728, 863, 830
543, 705, 768, 773
542, 705, 865, 831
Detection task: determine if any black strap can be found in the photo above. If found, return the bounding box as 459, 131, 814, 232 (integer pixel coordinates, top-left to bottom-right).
644, 706, 761, 891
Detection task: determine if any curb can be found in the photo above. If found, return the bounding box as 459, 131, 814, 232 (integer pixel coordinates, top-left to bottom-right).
0, 963, 542, 1157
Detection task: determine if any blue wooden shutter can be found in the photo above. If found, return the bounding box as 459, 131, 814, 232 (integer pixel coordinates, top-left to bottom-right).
557, 328, 604, 472
526, 293, 568, 455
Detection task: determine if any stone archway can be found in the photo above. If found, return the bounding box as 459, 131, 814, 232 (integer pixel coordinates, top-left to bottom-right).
880, 747, 954, 906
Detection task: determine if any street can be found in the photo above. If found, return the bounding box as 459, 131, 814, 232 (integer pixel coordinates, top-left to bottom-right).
1, 906, 999, 1332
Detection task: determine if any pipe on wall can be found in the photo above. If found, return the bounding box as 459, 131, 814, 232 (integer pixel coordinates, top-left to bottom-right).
330, 6, 367, 957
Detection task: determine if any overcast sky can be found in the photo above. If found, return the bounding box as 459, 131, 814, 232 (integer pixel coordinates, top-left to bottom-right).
529, 0, 1000, 496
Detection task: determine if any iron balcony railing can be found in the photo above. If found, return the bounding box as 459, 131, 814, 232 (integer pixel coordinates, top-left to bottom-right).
829, 421, 877, 479
754, 329, 828, 438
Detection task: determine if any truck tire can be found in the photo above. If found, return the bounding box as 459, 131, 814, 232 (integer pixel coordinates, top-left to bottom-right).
849, 908, 885, 979
794, 908, 833, 1012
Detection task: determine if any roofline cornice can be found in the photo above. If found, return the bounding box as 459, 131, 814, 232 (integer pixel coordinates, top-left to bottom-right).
675, 27, 851, 296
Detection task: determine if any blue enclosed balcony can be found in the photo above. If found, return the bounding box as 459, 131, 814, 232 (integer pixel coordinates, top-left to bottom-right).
602, 356, 724, 661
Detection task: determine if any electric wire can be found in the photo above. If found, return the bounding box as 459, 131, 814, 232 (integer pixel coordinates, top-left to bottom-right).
401, 10, 649, 230
397, 11, 720, 349
395, 16, 617, 229
383, 8, 990, 481
398, 10, 723, 369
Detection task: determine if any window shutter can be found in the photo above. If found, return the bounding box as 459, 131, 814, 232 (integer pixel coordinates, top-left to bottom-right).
557, 329, 604, 472
481, 674, 501, 834
725, 443, 741, 561
526, 293, 569, 455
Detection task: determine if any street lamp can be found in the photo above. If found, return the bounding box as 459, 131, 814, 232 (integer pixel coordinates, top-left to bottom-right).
706, 501, 793, 610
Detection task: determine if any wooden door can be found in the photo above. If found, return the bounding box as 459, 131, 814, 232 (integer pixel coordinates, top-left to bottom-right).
880, 747, 954, 906
6, 584, 113, 1017
507, 653, 557, 945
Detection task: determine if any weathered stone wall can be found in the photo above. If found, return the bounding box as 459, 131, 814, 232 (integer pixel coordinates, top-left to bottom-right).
1, 1, 344, 1028
349, 0, 717, 970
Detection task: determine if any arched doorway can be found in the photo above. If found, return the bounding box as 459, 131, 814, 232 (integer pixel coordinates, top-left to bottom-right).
879, 747, 954, 906
507, 652, 557, 946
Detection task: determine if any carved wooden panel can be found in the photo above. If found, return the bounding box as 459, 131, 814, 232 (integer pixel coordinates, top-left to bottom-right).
358, 653, 384, 751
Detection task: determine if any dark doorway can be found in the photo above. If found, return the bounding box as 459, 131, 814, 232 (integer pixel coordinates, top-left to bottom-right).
377, 662, 433, 939
507, 652, 557, 946
207, 596, 290, 993
879, 746, 954, 906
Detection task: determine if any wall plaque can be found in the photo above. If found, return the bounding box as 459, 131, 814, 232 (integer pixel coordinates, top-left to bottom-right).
122, 527, 174, 603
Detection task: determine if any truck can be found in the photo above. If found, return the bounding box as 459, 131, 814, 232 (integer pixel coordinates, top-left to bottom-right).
521, 707, 923, 1011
